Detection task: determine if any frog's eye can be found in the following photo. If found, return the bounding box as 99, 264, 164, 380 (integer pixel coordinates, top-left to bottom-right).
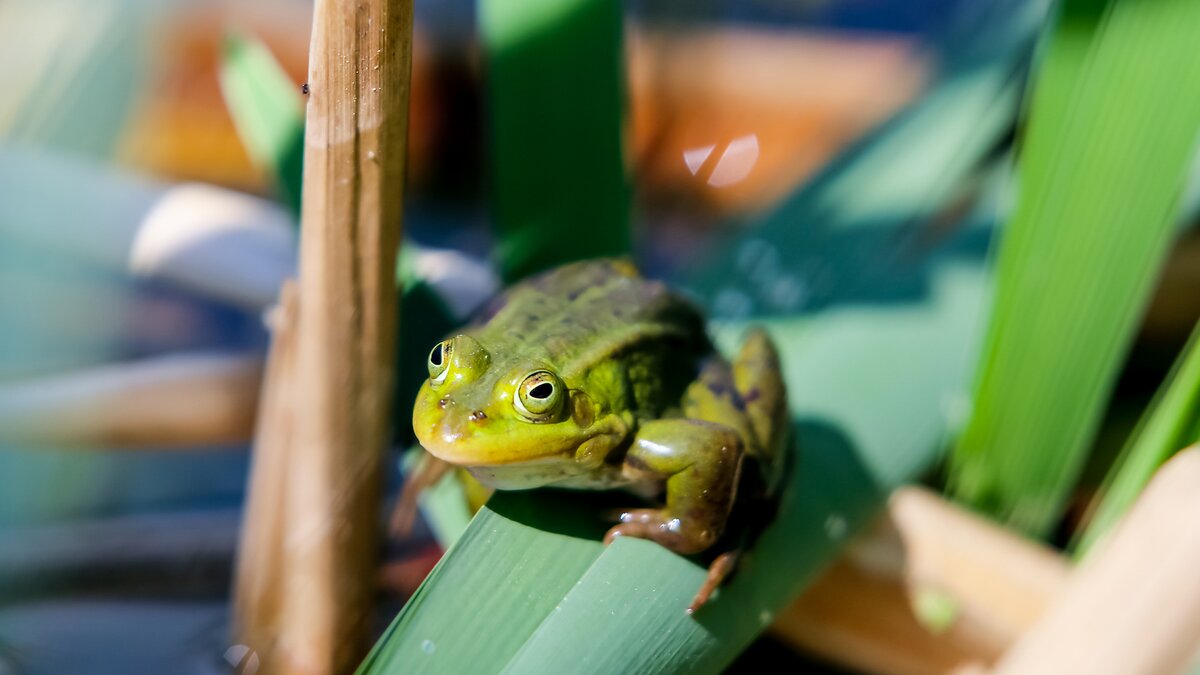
428, 341, 451, 385
513, 370, 564, 420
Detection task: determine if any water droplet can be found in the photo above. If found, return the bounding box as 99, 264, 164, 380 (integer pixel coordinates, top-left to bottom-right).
421, 639, 436, 654
713, 288, 753, 320
736, 239, 772, 274
824, 514, 847, 540
941, 391, 972, 432
768, 274, 806, 309
913, 588, 959, 634
759, 610, 772, 626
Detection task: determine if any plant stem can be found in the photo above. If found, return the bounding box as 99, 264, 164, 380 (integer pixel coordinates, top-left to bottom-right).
232, 0, 413, 669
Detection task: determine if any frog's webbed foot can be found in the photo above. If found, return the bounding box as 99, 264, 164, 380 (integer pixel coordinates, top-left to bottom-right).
603, 507, 718, 555
603, 511, 740, 613
605, 418, 743, 555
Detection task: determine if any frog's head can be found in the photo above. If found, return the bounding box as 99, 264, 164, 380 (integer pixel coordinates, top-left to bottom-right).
412, 334, 625, 488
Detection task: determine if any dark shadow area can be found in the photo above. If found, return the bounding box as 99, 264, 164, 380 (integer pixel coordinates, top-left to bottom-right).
487, 484, 650, 544
483, 0, 631, 282
686, 214, 995, 320
391, 281, 458, 445
695, 417, 885, 638
274, 122, 305, 217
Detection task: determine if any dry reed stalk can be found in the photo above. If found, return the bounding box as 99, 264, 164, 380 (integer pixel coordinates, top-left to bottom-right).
0, 352, 261, 448
233, 281, 301, 668
232, 0, 412, 670
772, 486, 1069, 675
990, 448, 1200, 675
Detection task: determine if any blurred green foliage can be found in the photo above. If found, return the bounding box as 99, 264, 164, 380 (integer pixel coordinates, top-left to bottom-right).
1075, 320, 1200, 557
949, 0, 1200, 537
219, 32, 306, 217
480, 0, 631, 282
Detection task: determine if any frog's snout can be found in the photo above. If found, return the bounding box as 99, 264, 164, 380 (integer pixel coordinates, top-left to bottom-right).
416, 391, 492, 448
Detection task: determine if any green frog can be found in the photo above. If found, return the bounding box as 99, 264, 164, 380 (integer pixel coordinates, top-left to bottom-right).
411, 258, 787, 610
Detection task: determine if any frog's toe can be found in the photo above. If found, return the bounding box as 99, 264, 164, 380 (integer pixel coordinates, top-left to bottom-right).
688, 551, 739, 614
603, 509, 718, 555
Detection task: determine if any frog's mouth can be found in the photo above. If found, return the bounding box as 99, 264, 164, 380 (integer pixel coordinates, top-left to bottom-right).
464, 457, 588, 490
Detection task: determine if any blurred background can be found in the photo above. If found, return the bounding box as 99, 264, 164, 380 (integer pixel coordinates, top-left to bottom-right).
2, 0, 1199, 672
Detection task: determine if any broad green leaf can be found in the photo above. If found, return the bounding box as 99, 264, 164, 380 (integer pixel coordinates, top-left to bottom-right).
359, 490, 608, 673
949, 0, 1200, 536
1073, 320, 1200, 557
218, 31, 305, 217
481, 0, 630, 282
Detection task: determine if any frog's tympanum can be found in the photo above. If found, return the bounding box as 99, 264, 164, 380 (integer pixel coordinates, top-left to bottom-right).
412, 259, 787, 611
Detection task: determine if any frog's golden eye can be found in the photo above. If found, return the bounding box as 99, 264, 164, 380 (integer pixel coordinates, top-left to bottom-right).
513, 370, 564, 420
428, 341, 451, 385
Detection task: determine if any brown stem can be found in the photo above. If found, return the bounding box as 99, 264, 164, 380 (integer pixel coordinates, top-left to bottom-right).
232, 0, 413, 670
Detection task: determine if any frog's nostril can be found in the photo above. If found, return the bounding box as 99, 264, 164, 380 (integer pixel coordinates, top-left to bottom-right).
438, 396, 451, 409
469, 410, 488, 422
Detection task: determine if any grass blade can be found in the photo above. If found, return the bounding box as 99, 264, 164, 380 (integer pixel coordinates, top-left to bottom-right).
949, 0, 1200, 536
481, 0, 631, 281
1073, 320, 1200, 557
218, 31, 305, 216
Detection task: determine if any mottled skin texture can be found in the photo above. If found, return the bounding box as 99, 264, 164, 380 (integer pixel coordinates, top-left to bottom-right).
412, 259, 787, 565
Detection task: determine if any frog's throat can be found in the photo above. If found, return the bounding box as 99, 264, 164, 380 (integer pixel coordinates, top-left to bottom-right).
465, 457, 603, 490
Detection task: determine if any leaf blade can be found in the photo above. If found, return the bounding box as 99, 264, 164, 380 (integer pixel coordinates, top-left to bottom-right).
949, 0, 1200, 536
1073, 320, 1200, 557
218, 31, 305, 217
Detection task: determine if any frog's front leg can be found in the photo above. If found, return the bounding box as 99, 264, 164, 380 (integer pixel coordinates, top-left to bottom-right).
605, 419, 743, 555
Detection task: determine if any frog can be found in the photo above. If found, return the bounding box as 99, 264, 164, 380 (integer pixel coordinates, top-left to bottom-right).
410, 258, 788, 611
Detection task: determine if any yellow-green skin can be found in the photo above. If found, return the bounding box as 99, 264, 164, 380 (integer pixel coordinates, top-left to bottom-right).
412, 259, 786, 556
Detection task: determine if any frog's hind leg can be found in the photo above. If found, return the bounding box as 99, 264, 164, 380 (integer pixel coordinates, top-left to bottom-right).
731, 328, 788, 489
681, 329, 786, 489
606, 419, 743, 556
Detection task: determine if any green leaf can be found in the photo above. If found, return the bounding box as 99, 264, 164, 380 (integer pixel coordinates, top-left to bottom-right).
360, 490, 608, 673
1073, 320, 1200, 557
218, 31, 305, 217
949, 0, 1200, 536
481, 0, 631, 282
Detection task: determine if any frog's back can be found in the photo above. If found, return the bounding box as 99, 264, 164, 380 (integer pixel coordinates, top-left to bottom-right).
467, 259, 710, 382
